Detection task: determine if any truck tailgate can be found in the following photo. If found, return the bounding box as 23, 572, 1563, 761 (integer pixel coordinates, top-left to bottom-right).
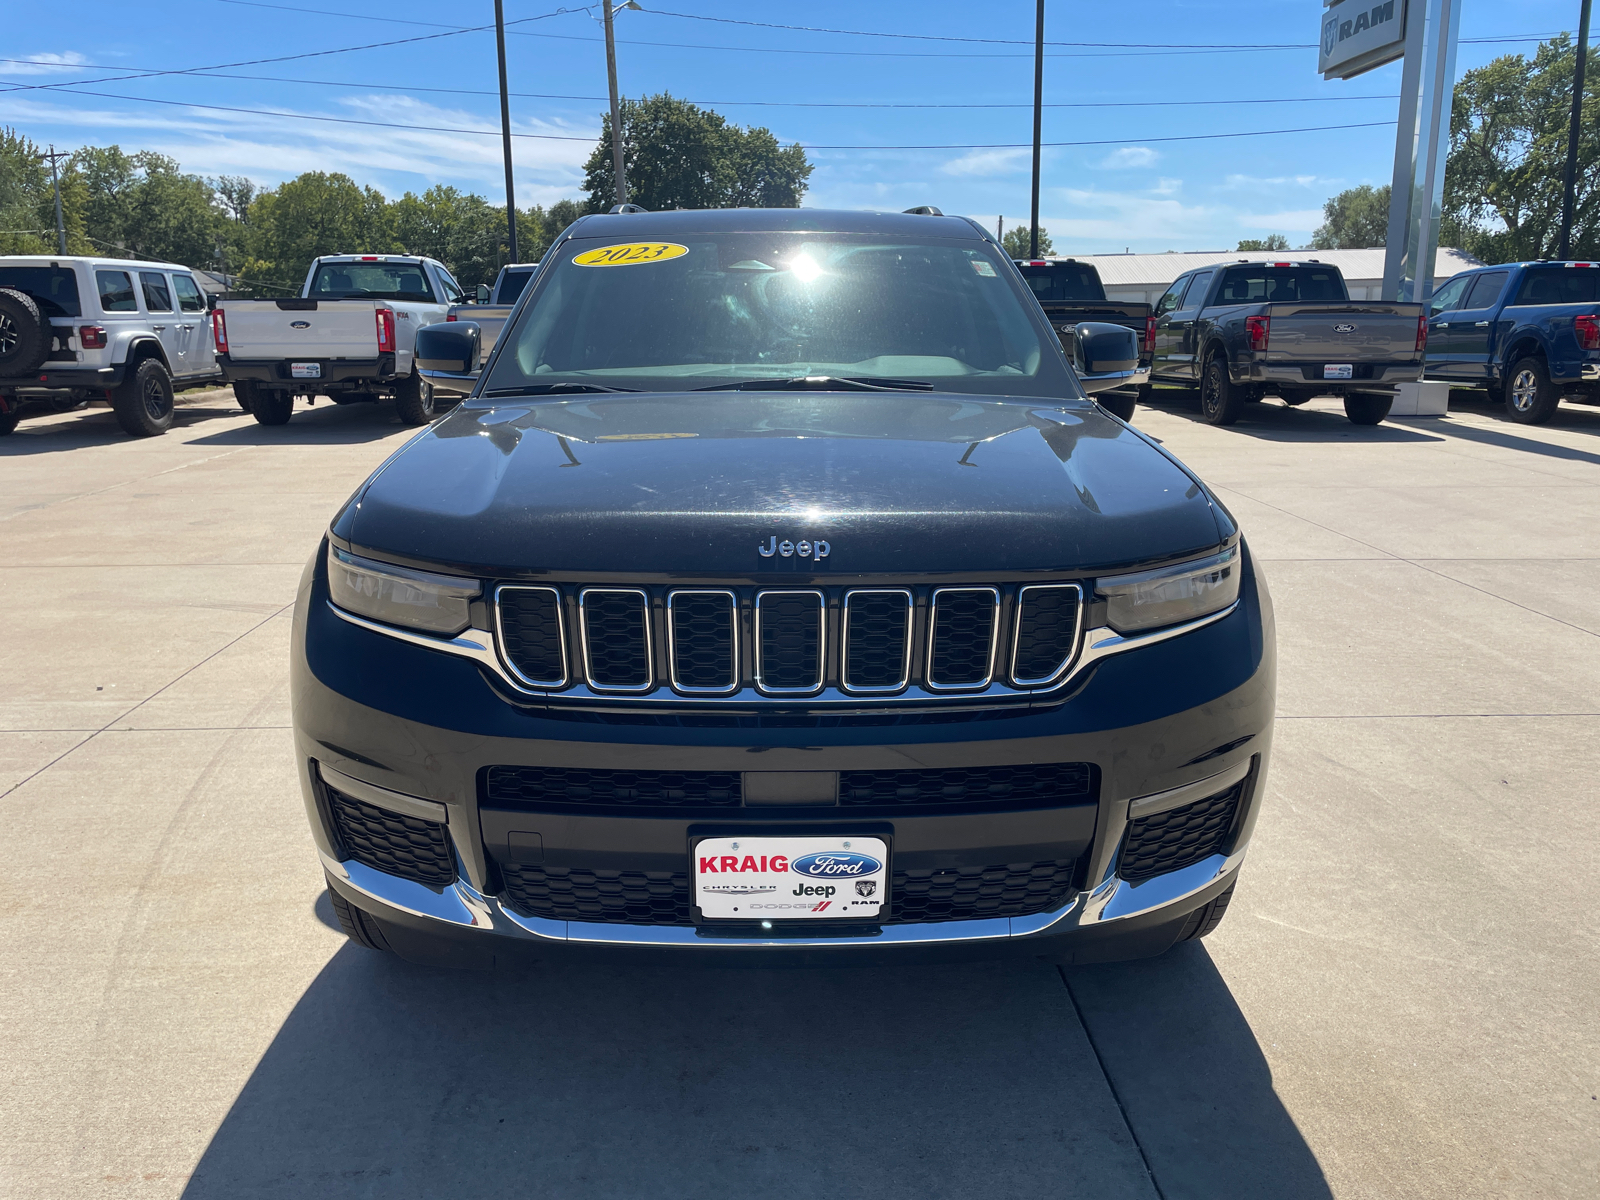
1261, 302, 1423, 360
220, 300, 379, 359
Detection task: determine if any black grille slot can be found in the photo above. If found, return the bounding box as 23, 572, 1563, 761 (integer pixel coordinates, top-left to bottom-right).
669, 591, 737, 692
927, 588, 997, 688
1011, 585, 1081, 685
842, 589, 911, 692
501, 865, 692, 925
840, 762, 1094, 809
325, 786, 455, 886
497, 586, 565, 686
1120, 783, 1243, 883
485, 766, 742, 809
581, 589, 651, 690
756, 590, 823, 693
889, 860, 1076, 923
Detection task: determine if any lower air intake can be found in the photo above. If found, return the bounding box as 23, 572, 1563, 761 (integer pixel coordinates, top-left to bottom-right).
1119, 782, 1243, 883
325, 785, 455, 886
501, 865, 693, 925
890, 860, 1077, 922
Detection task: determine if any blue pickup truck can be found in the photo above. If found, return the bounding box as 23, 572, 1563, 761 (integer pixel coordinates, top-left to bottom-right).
1424, 260, 1600, 423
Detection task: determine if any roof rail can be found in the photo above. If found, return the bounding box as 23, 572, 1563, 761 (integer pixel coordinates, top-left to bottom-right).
608, 203, 649, 214
902, 205, 944, 216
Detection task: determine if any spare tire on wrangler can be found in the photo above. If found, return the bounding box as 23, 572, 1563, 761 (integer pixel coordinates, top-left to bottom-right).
0, 287, 51, 376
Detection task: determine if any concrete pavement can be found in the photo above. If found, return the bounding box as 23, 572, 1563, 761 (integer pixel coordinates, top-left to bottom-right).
1, 390, 1595, 1198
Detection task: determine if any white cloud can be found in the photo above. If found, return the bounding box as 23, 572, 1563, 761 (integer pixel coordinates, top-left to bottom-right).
0, 52, 89, 77
1221, 173, 1332, 190
1095, 146, 1159, 170
940, 147, 1030, 177
1150, 177, 1182, 196
1034, 183, 1325, 252
1241, 208, 1325, 229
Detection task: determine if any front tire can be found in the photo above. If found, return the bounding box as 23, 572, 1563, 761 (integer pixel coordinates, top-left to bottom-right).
1177, 881, 1235, 942
394, 370, 435, 425
1199, 355, 1245, 425
328, 884, 395, 953
1344, 392, 1393, 425
251, 389, 294, 426
1505, 356, 1560, 424
111, 358, 176, 437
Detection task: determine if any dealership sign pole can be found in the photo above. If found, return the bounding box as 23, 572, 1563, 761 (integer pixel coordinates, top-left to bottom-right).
1320, 0, 1461, 303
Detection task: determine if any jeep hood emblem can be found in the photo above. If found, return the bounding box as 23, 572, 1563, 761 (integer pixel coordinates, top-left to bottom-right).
759, 535, 830, 560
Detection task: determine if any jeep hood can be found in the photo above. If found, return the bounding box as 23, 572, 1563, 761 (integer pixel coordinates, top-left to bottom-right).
335, 393, 1229, 576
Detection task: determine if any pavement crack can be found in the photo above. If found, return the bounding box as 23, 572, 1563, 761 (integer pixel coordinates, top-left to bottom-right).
1057, 967, 1168, 1200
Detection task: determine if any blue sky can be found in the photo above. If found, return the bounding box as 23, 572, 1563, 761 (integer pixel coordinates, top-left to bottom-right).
0, 0, 1580, 252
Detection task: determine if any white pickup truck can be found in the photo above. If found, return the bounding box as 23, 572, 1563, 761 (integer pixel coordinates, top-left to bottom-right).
213, 254, 466, 426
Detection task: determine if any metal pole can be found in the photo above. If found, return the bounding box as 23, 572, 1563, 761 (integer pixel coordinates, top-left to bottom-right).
1029, 0, 1044, 258
604, 1, 628, 206
1558, 0, 1593, 260
494, 0, 519, 262
1382, 0, 1462, 302
45, 145, 67, 254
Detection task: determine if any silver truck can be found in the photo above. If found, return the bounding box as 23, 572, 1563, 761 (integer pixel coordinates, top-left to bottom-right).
1147, 260, 1426, 425
443, 261, 539, 359
214, 254, 467, 426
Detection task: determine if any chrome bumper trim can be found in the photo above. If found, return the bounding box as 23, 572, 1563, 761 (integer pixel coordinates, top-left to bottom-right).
1126, 758, 1251, 821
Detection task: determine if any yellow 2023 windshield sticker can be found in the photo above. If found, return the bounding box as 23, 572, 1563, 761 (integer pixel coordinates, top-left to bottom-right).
572, 242, 689, 267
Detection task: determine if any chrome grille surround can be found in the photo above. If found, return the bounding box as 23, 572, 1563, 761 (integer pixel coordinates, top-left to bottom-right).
578, 587, 653, 693
753, 589, 825, 695
925, 586, 999, 691
494, 584, 568, 688
840, 588, 912, 694
1009, 584, 1084, 688
666, 589, 739, 695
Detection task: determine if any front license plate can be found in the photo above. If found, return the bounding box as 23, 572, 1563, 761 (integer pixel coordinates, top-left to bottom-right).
695, 836, 888, 921
291, 362, 322, 379
1324, 363, 1353, 380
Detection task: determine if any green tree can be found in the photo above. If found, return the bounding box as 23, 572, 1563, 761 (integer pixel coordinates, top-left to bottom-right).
391, 184, 508, 288
252, 171, 392, 289
1001, 225, 1053, 258
526, 198, 586, 260
67, 146, 220, 265
1236, 234, 1290, 251
1443, 34, 1599, 261
583, 94, 811, 213
0, 127, 57, 254
1311, 184, 1390, 249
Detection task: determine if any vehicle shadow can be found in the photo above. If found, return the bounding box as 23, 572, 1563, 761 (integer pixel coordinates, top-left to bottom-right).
184, 400, 428, 446
0, 399, 243, 455
1140, 392, 1444, 444
178, 927, 1330, 1200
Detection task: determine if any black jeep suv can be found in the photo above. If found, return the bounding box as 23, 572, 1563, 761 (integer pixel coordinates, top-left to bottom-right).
293, 207, 1274, 967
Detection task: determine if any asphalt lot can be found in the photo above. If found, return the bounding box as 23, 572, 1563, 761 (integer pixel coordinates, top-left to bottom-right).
2, 387, 1597, 1199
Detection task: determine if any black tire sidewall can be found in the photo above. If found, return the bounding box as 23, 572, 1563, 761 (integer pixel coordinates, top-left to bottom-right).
1344, 393, 1393, 425
112, 359, 175, 437
0, 287, 50, 375
1201, 357, 1241, 425
395, 370, 435, 425
1099, 390, 1137, 423
232, 380, 257, 411
251, 390, 294, 425
1505, 357, 1558, 424
0, 405, 21, 435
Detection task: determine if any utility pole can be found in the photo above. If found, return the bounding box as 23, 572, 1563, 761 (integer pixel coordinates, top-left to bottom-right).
42, 145, 68, 254
1558, 0, 1593, 260
494, 0, 519, 262
1029, 0, 1044, 258
604, 1, 628, 206
998, 215, 1004, 244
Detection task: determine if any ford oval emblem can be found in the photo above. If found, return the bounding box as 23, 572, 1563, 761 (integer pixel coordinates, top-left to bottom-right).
289, 320, 311, 329
1333, 322, 1357, 333
790, 851, 882, 878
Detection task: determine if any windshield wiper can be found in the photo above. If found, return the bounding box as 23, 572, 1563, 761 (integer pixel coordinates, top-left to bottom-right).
696, 375, 934, 393
484, 383, 639, 396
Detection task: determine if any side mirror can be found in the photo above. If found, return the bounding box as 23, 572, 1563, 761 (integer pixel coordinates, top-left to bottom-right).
416, 321, 481, 396
476, 283, 491, 303
1070, 322, 1146, 394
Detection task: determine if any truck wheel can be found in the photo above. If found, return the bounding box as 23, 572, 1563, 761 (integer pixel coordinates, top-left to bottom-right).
0, 287, 50, 375
1344, 393, 1393, 425
251, 390, 294, 426
111, 358, 176, 437
1177, 882, 1235, 942
231, 381, 257, 411
1199, 355, 1245, 426
0, 404, 20, 436
327, 883, 395, 953
1098, 390, 1137, 423
394, 370, 436, 425
1505, 356, 1560, 424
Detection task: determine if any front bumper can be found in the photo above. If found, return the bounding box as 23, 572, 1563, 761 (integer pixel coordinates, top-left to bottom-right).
218, 354, 396, 386
294, 545, 1275, 965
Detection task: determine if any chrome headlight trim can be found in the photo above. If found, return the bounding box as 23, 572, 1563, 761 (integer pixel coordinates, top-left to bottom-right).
1096, 544, 1240, 634
327, 544, 479, 637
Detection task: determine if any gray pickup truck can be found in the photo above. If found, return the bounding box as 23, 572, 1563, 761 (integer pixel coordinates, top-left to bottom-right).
444, 261, 539, 359
1014, 258, 1151, 422
1147, 260, 1426, 425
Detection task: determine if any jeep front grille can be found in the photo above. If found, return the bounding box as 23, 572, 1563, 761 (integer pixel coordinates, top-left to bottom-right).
492, 581, 1083, 706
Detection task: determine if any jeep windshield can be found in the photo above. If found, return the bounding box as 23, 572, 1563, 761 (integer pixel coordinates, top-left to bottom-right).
482, 233, 1073, 398
308, 262, 435, 302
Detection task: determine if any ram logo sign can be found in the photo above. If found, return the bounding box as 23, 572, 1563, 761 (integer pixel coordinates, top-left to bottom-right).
1319, 0, 1407, 81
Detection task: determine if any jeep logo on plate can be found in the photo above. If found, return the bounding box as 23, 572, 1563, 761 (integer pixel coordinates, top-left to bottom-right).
758, 536, 830, 560
290, 321, 311, 329
1333, 323, 1357, 333
790, 851, 881, 878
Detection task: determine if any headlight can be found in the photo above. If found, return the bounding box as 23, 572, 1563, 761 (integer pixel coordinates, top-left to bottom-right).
1097, 545, 1240, 633
328, 545, 479, 636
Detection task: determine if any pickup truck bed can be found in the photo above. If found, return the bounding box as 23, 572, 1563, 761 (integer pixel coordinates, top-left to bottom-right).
1014, 260, 1152, 420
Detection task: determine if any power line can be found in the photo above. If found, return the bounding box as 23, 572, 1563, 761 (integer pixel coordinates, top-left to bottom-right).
0, 58, 1400, 109
802, 120, 1399, 151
